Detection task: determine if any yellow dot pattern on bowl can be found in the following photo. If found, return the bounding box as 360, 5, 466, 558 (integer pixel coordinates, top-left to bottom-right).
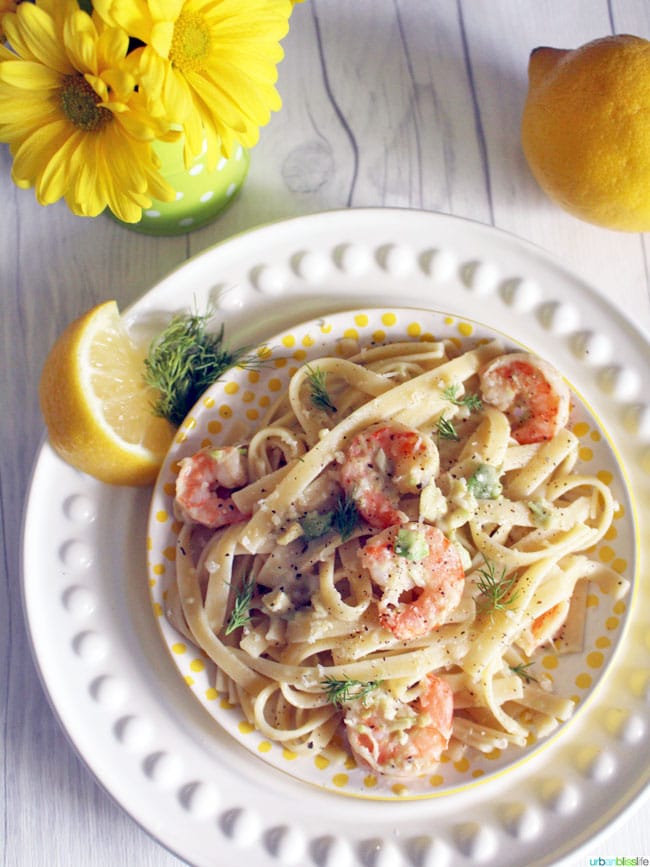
586, 651, 604, 669
147, 308, 634, 800
599, 546, 616, 564
576, 673, 592, 689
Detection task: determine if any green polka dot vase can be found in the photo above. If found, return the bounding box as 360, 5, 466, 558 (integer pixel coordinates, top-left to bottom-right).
114, 138, 250, 235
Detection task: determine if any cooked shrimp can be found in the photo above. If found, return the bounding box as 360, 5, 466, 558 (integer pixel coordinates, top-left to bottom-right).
359, 523, 464, 640
175, 446, 250, 528
344, 673, 454, 777
530, 600, 570, 648
340, 423, 439, 528
479, 352, 570, 444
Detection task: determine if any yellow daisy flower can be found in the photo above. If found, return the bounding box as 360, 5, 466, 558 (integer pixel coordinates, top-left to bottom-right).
0, 1, 177, 222
0, 0, 19, 43
93, 0, 293, 168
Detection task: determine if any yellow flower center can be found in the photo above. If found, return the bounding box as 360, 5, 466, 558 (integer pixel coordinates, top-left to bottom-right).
170, 11, 211, 72
60, 74, 111, 132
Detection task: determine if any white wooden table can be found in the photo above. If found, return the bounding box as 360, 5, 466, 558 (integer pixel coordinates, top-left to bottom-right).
2, 2, 649, 865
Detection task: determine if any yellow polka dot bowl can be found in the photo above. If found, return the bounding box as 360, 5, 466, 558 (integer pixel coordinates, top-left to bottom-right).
146, 308, 637, 800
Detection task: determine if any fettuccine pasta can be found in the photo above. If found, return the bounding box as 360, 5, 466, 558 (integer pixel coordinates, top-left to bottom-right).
165, 335, 629, 778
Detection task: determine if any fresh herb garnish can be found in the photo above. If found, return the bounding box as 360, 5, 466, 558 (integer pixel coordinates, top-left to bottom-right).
300, 510, 334, 540
528, 499, 553, 528
442, 384, 483, 412
332, 494, 360, 541
510, 662, 538, 684
321, 676, 383, 707
436, 414, 460, 441
394, 527, 429, 561
467, 463, 503, 499
143, 311, 263, 426
476, 558, 519, 614
225, 577, 255, 635
306, 365, 336, 412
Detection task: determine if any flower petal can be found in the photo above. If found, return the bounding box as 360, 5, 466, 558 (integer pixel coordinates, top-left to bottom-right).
0, 58, 61, 90
9, 3, 71, 72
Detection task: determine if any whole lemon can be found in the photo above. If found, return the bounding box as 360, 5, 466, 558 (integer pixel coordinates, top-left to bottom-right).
521, 34, 650, 231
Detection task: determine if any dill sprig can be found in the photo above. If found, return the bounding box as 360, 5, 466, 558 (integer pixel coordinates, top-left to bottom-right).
436, 414, 460, 441
509, 662, 538, 684
306, 365, 336, 412
143, 311, 263, 426
321, 676, 383, 707
475, 558, 519, 614
225, 577, 255, 635
443, 383, 483, 412
332, 494, 360, 541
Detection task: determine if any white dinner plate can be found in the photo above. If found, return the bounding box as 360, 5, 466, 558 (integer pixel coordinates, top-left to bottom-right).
22, 209, 650, 867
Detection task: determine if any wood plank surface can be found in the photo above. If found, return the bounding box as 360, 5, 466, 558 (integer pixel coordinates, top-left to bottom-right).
1, 2, 648, 865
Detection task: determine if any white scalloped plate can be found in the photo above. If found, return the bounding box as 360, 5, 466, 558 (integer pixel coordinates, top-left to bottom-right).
147, 306, 636, 801
22, 210, 650, 867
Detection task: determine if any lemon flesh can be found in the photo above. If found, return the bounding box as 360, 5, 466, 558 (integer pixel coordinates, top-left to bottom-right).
39, 300, 174, 486
521, 34, 650, 232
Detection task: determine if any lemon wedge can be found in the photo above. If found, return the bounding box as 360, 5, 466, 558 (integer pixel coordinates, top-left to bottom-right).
39, 300, 174, 485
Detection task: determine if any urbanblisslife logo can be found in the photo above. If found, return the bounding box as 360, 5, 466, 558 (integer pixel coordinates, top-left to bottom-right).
588, 858, 649, 866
